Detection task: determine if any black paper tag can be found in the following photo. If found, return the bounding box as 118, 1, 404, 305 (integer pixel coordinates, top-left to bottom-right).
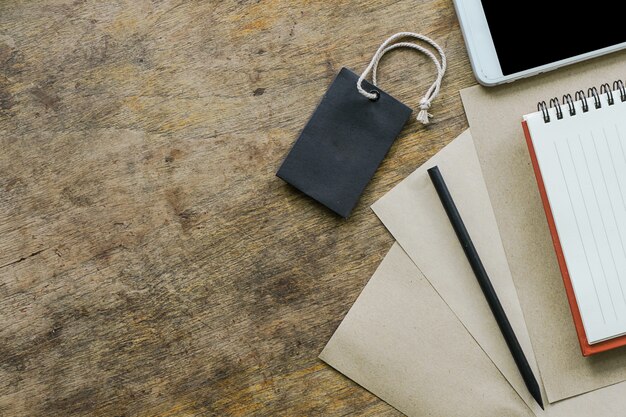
276, 68, 412, 218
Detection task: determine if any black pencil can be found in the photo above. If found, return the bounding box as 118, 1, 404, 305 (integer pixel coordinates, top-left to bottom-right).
427, 165, 544, 410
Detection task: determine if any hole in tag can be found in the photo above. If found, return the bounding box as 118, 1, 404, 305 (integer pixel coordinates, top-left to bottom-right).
369, 90, 380, 102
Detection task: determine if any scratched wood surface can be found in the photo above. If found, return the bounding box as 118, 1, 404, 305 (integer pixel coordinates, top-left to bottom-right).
0, 1, 476, 415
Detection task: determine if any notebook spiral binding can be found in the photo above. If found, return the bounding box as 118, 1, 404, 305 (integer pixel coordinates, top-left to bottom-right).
537, 80, 626, 123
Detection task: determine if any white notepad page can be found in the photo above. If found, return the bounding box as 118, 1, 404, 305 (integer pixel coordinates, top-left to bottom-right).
525, 91, 626, 344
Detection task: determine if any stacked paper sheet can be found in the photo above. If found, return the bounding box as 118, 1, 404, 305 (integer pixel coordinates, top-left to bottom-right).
320, 47, 626, 417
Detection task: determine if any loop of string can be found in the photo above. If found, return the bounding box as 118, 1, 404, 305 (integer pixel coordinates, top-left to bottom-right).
357, 32, 447, 125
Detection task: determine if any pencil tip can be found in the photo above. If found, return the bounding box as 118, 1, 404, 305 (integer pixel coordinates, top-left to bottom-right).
535, 393, 544, 410
529, 381, 544, 410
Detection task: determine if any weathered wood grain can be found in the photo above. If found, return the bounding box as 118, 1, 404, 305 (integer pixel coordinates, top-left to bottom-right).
0, 0, 476, 415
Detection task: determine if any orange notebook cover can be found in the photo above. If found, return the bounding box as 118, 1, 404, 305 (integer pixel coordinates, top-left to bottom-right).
523, 120, 626, 356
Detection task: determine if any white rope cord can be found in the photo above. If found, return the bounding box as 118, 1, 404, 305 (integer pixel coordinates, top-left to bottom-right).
372, 42, 443, 124
357, 32, 447, 125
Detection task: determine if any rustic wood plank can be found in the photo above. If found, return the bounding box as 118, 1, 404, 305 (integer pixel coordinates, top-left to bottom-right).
0, 0, 476, 415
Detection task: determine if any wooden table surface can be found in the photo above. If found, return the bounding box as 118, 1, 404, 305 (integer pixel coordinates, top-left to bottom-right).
0, 1, 476, 415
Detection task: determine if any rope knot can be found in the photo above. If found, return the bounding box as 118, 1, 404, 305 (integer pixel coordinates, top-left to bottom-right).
416, 99, 433, 125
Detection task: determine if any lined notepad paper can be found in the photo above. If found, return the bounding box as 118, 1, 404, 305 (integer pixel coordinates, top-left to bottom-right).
525, 93, 626, 345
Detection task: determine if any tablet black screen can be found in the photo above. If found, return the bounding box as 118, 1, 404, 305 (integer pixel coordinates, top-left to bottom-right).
481, 1, 626, 75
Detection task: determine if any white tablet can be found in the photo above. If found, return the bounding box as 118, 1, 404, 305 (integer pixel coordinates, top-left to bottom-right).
453, 0, 626, 86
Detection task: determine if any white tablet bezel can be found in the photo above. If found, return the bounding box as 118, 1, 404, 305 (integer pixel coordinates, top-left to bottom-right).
453, 0, 626, 86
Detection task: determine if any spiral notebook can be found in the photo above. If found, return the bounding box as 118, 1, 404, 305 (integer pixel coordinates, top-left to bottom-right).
523, 81, 626, 355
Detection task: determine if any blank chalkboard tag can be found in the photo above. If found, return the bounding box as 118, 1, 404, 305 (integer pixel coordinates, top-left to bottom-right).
277, 32, 446, 218
277, 68, 411, 217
